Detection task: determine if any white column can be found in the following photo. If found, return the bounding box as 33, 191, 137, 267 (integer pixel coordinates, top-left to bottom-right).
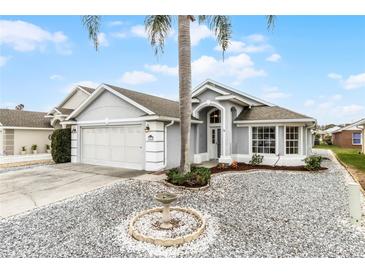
71, 125, 78, 163
145, 121, 165, 171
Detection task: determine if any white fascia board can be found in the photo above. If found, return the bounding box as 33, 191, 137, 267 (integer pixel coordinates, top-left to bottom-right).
192, 83, 230, 97
2, 126, 54, 130
234, 118, 316, 125
66, 84, 155, 121
215, 95, 251, 106
191, 98, 200, 103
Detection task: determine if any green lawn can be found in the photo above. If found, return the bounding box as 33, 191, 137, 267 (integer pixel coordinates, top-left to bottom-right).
314, 144, 365, 172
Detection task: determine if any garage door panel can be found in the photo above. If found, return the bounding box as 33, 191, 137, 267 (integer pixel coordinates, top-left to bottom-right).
81, 125, 143, 170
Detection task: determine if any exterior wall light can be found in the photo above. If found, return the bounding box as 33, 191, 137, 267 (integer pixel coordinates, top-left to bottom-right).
72, 128, 77, 133
145, 125, 150, 133
148, 135, 154, 141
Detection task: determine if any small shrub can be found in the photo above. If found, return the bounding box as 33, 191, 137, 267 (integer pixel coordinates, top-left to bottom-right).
304, 155, 323, 171
31, 144, 37, 150
249, 153, 264, 165
21, 146, 26, 151
51, 128, 71, 163
217, 163, 227, 169
46, 144, 50, 150
230, 160, 238, 169
166, 167, 211, 187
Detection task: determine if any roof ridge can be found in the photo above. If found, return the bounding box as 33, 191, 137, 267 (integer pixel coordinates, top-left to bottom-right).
0, 108, 48, 114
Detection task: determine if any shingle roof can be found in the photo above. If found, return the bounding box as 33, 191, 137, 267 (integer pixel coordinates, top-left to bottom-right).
56, 108, 74, 115
105, 84, 181, 118
0, 109, 52, 128
235, 106, 314, 121
79, 86, 96, 94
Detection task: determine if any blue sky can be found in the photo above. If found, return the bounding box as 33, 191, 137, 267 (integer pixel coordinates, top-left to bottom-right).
0, 15, 364, 125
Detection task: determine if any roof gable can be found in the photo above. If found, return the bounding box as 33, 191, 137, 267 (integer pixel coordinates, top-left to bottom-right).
192, 79, 274, 107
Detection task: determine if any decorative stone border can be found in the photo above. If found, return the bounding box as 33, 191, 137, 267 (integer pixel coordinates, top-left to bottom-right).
128, 207, 206, 247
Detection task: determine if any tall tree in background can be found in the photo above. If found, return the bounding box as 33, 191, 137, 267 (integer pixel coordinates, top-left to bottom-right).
82, 15, 275, 174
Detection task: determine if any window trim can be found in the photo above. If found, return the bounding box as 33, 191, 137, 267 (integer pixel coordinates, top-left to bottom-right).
251, 126, 277, 155
352, 132, 362, 145
285, 126, 300, 155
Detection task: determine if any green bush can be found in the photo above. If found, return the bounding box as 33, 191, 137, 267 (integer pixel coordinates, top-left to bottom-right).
249, 153, 264, 165
323, 135, 332, 145
31, 144, 37, 150
304, 155, 323, 170
51, 128, 71, 163
166, 166, 211, 187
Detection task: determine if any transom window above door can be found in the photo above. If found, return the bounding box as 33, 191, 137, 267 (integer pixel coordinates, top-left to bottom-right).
252, 126, 276, 154
209, 110, 220, 124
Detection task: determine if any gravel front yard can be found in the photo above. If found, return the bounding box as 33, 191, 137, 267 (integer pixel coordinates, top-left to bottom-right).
1, 150, 365, 257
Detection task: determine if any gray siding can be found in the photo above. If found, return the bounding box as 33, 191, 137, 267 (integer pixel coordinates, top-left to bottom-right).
166, 123, 196, 169
76, 91, 145, 121
232, 126, 249, 154
193, 89, 222, 106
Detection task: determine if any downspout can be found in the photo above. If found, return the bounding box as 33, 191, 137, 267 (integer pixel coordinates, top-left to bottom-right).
164, 120, 175, 168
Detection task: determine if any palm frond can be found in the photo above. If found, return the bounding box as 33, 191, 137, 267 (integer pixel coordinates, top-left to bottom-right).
200, 15, 232, 60
144, 15, 172, 55
82, 15, 101, 50
266, 15, 276, 31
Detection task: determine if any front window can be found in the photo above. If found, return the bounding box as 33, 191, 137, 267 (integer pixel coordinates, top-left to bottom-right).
252, 126, 276, 154
286, 126, 299, 154
352, 133, 362, 145
209, 110, 220, 124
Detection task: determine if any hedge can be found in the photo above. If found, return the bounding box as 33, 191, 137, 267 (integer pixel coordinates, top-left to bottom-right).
51, 128, 71, 163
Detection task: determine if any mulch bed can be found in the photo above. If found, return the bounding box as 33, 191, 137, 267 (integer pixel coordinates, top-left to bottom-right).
210, 163, 327, 174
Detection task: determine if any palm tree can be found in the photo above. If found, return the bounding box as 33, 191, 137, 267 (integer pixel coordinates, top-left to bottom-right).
82, 15, 275, 174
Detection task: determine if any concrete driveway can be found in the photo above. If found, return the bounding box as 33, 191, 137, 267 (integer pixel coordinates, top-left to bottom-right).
0, 163, 147, 218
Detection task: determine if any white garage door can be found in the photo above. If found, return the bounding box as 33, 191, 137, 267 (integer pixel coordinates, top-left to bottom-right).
81, 125, 144, 169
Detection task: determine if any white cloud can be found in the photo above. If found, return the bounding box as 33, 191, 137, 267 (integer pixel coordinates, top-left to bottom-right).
343, 72, 365, 90
262, 86, 290, 100
0, 20, 72, 55
145, 64, 178, 76
266, 53, 281, 62
62, 80, 99, 93
145, 53, 265, 85
341, 104, 364, 114
246, 34, 266, 43
50, 74, 64, 81
214, 39, 270, 54
328, 73, 342, 80
304, 99, 315, 107
328, 72, 365, 90
330, 94, 342, 101
131, 25, 147, 38
97, 32, 109, 47
0, 55, 11, 67
119, 71, 157, 85
190, 23, 214, 46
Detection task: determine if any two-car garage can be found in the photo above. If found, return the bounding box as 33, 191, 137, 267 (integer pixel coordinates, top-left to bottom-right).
80, 125, 144, 170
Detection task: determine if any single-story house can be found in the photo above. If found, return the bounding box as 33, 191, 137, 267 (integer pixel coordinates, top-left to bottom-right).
53, 79, 316, 171
316, 126, 341, 142
0, 109, 53, 155
332, 118, 364, 150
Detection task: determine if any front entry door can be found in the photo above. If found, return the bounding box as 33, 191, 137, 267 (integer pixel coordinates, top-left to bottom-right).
209, 127, 221, 159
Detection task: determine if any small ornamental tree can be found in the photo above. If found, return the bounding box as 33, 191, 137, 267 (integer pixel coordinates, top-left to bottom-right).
51, 128, 71, 163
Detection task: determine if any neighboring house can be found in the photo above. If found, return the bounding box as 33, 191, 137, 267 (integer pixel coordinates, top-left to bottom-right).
45, 85, 96, 129
0, 109, 53, 156
332, 118, 364, 150
52, 79, 316, 171
316, 125, 341, 142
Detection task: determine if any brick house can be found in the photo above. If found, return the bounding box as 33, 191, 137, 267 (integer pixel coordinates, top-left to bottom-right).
332, 118, 364, 150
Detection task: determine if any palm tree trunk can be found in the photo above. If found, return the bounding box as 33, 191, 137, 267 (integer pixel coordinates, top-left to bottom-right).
178, 15, 192, 174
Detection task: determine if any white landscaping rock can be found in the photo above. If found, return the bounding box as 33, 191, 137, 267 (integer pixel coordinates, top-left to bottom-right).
0, 149, 364, 257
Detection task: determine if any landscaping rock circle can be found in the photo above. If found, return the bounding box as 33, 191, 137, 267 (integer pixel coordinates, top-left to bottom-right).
128, 207, 206, 247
